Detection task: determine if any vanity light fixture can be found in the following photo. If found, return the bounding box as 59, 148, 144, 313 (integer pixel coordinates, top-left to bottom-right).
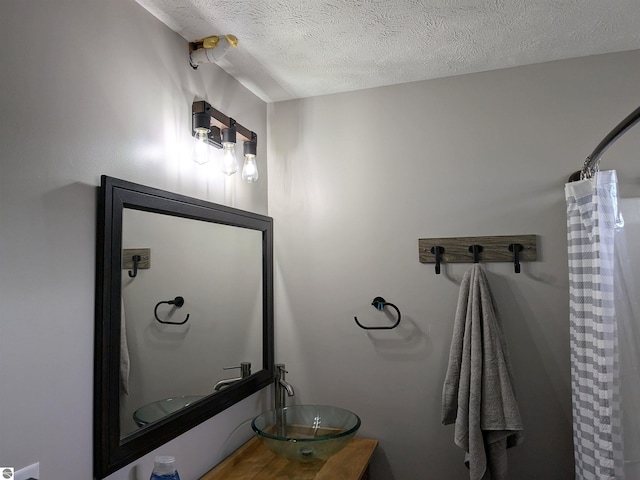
191, 101, 259, 182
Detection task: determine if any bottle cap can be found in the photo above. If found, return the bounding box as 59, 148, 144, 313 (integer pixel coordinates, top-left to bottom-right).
153, 456, 176, 474
155, 456, 175, 464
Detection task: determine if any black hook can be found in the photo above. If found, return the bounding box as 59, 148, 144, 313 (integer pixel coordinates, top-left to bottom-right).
508, 243, 524, 273
128, 255, 141, 278
354, 296, 402, 330
431, 246, 445, 274
154, 296, 190, 325
469, 245, 483, 263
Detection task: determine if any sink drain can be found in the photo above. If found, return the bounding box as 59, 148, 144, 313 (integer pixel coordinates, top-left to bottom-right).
299, 447, 314, 457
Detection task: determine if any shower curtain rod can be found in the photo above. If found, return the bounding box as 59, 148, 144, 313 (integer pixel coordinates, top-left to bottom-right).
569, 105, 640, 182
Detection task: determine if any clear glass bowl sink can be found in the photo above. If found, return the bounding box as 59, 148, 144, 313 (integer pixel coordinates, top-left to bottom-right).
251, 405, 361, 462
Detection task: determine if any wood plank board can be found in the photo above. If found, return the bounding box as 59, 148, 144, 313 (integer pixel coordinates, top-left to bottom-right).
418, 234, 536, 264
200, 436, 378, 480
122, 248, 150, 269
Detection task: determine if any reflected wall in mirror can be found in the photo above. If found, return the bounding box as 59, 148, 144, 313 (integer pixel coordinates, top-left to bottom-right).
120, 210, 263, 437
95, 176, 274, 479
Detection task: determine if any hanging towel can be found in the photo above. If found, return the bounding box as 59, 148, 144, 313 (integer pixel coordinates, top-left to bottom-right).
120, 298, 130, 395
442, 264, 523, 480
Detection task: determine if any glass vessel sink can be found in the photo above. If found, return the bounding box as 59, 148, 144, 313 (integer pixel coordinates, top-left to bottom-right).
251, 405, 361, 462
133, 395, 204, 427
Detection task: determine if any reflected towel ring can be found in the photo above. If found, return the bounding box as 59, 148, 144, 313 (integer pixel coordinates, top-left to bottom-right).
154, 296, 190, 325
354, 296, 401, 330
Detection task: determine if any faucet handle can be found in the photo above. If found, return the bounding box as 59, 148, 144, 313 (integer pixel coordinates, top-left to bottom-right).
223, 362, 252, 378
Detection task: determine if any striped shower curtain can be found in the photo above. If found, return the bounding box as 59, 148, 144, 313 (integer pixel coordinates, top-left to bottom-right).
565, 170, 624, 479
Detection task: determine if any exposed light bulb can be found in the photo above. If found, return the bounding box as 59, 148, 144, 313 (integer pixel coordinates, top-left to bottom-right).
242, 139, 258, 183
221, 126, 238, 175
242, 154, 258, 183
192, 128, 211, 165
221, 142, 238, 175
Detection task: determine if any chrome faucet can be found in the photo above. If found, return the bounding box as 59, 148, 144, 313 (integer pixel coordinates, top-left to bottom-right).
213, 362, 251, 391
275, 364, 295, 436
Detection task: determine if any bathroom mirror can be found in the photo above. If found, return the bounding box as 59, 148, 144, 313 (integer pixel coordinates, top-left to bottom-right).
94, 176, 274, 478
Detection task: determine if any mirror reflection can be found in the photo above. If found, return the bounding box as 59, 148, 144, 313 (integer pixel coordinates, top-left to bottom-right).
119, 210, 263, 438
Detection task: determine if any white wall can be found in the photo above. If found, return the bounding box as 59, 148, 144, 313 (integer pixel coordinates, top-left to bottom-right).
267, 50, 640, 479
0, 1, 269, 479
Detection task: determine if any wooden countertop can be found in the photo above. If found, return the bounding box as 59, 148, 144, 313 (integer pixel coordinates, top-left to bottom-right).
200, 436, 378, 480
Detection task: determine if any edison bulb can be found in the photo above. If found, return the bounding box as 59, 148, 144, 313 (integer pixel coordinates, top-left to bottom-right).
221, 142, 238, 175
242, 154, 259, 183
192, 129, 211, 165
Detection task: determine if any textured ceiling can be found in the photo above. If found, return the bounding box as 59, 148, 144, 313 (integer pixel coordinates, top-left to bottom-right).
136, 0, 640, 102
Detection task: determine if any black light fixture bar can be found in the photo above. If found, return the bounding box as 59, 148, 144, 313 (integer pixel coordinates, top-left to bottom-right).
192, 100, 256, 147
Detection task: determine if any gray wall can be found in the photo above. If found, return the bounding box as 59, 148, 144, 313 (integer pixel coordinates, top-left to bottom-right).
267, 50, 640, 479
0, 1, 269, 479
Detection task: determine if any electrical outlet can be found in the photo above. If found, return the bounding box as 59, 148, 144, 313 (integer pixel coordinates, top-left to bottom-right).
14, 462, 39, 480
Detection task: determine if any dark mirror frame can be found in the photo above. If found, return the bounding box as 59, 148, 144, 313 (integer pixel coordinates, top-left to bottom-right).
94, 176, 274, 478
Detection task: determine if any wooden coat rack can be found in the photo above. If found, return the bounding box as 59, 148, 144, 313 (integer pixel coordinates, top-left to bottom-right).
418, 234, 537, 274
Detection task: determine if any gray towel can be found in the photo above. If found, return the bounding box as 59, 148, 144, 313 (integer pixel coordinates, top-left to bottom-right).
442, 264, 524, 480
